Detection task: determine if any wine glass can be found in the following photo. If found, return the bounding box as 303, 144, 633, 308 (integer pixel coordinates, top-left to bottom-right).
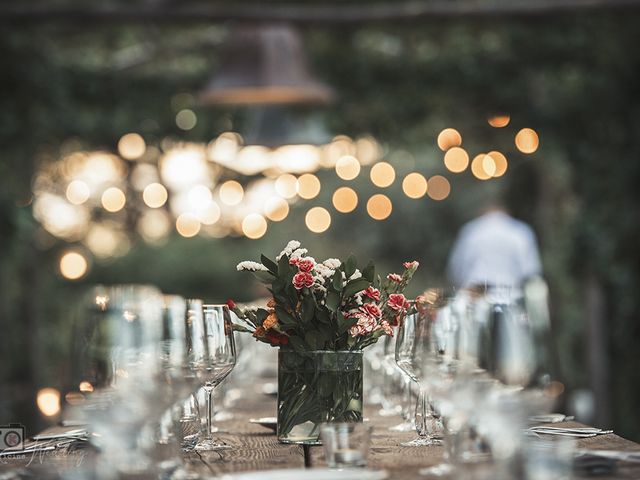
194, 303, 237, 451
395, 302, 444, 447
68, 284, 165, 476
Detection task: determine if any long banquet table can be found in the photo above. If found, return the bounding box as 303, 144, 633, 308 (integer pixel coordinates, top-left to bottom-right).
2, 380, 640, 479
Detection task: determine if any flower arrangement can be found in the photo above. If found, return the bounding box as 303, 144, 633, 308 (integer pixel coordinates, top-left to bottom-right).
229, 240, 419, 352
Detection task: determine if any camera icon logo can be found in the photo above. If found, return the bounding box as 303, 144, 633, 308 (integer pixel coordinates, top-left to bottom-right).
0, 424, 25, 451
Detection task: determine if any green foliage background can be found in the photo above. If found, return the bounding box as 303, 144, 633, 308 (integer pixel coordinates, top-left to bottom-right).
1, 11, 639, 440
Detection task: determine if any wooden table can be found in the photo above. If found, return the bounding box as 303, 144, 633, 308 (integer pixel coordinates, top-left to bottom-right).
2, 381, 640, 479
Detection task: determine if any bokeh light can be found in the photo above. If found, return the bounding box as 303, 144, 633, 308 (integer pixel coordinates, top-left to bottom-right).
79, 381, 94, 393
176, 213, 201, 237
297, 174, 321, 199
198, 201, 221, 225
488, 115, 511, 128
332, 187, 358, 213
138, 210, 171, 241
118, 133, 146, 160
85, 224, 125, 258
515, 128, 540, 153
188, 185, 213, 208
444, 147, 470, 173
275, 174, 298, 199
471, 154, 493, 180
264, 197, 290, 222
66, 180, 90, 205
37, 388, 61, 417
482, 154, 497, 177
487, 151, 508, 177
160, 146, 208, 190
437, 128, 462, 151
242, 214, 268, 239
427, 175, 451, 201
219, 180, 244, 206
176, 109, 197, 130
59, 251, 88, 280
143, 183, 168, 208
402, 173, 428, 199
305, 207, 332, 233
101, 187, 126, 212
367, 194, 393, 220
335, 155, 361, 180
370, 162, 396, 188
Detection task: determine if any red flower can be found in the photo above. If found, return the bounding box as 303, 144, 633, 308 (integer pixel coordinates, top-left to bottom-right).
361, 303, 382, 318
293, 272, 314, 290
388, 293, 410, 312
387, 273, 402, 283
289, 257, 300, 266
363, 286, 381, 302
266, 331, 290, 346
226, 299, 237, 309
297, 258, 315, 273
403, 261, 419, 270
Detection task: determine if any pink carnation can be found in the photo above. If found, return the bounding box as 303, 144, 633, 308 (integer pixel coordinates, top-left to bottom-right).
388, 293, 410, 312
387, 273, 402, 283
379, 320, 394, 336
361, 303, 382, 319
403, 261, 419, 270
349, 324, 366, 337
289, 257, 300, 266
293, 272, 314, 290
297, 258, 315, 273
363, 286, 381, 302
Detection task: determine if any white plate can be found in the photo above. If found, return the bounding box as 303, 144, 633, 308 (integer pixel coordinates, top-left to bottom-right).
215, 468, 388, 480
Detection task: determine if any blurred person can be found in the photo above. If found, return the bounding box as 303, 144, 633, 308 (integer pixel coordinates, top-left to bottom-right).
447, 202, 542, 288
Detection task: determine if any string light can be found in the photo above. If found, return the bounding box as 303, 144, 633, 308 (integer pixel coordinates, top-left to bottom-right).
471, 154, 493, 180
305, 207, 331, 233
297, 174, 321, 199
367, 194, 392, 220
101, 187, 126, 212
37, 388, 61, 417
118, 133, 146, 160
427, 175, 451, 201
142, 183, 168, 208
335, 155, 361, 180
488, 115, 511, 128
242, 214, 268, 239
219, 181, 244, 206
437, 128, 462, 151
402, 173, 428, 199
370, 162, 396, 188
332, 187, 358, 213
59, 251, 88, 280
515, 128, 539, 154
444, 147, 469, 173
176, 109, 197, 130
487, 151, 508, 177
275, 174, 298, 199
264, 197, 290, 221
66, 180, 90, 205
176, 214, 201, 237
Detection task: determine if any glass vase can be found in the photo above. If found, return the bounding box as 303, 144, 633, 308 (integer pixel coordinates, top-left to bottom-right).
277, 350, 363, 444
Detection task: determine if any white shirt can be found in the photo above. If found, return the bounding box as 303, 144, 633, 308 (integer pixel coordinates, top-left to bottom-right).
447, 211, 542, 288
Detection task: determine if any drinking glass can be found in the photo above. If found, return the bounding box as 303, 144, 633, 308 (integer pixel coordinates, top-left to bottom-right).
320, 423, 373, 469
194, 303, 237, 451
395, 303, 444, 447
70, 284, 165, 476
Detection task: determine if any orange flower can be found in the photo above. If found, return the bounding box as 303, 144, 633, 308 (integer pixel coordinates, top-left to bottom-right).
253, 326, 266, 338
267, 298, 276, 308
263, 312, 278, 330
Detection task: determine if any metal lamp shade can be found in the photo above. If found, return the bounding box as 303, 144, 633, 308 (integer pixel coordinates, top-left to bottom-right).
200, 25, 334, 106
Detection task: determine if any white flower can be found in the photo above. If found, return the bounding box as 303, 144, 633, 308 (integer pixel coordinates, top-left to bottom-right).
323, 258, 341, 269
276, 240, 301, 260
291, 248, 308, 258
348, 269, 362, 281
314, 264, 335, 278
313, 283, 327, 293
236, 261, 269, 272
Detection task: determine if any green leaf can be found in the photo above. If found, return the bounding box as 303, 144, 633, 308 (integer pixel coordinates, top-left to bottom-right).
326, 291, 340, 311
304, 330, 321, 349
288, 336, 308, 352
276, 306, 297, 327
253, 270, 275, 283
362, 261, 375, 282
261, 254, 278, 274
255, 309, 269, 324
278, 254, 292, 277
273, 277, 286, 293
344, 254, 357, 278
316, 307, 331, 325
302, 294, 316, 324
331, 271, 343, 292
286, 284, 299, 307
343, 278, 371, 298
231, 323, 252, 333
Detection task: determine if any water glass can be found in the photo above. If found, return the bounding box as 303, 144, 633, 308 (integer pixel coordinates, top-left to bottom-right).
320, 423, 373, 469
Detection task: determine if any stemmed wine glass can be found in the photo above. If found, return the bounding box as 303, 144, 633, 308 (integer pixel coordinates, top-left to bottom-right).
395, 302, 444, 447
194, 303, 237, 451
69, 284, 166, 476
